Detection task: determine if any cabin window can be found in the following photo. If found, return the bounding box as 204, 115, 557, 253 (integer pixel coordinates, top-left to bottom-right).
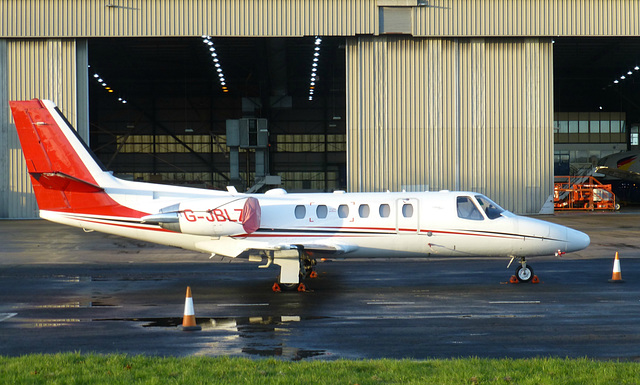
338, 204, 349, 218
358, 204, 370, 218
379, 204, 391, 218
402, 204, 413, 218
456, 197, 483, 220
316, 205, 328, 219
475, 195, 504, 220
294, 205, 306, 219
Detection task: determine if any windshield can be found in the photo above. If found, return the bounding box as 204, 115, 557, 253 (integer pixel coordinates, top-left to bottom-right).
474, 195, 505, 219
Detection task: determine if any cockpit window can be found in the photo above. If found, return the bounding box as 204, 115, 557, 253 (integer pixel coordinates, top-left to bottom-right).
474, 195, 505, 220
456, 196, 484, 220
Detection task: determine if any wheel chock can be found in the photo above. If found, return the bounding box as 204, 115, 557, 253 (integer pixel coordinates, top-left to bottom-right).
531, 275, 540, 284
509, 275, 519, 284
272, 283, 282, 292
309, 271, 318, 279
297, 283, 307, 292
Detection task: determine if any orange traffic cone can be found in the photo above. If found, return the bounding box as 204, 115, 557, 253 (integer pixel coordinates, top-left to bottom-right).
180, 286, 202, 331
608, 252, 625, 283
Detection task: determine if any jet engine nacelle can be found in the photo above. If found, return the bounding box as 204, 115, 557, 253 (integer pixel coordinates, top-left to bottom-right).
143, 196, 261, 237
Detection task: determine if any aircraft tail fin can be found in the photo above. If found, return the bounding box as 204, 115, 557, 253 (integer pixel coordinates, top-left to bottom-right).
9, 99, 143, 217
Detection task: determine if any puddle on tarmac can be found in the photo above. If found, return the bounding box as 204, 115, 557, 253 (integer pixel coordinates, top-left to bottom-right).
94, 315, 329, 360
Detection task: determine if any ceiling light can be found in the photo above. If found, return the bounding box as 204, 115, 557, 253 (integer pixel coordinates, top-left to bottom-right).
314, 52, 319, 57
313, 58, 318, 62
621, 75, 626, 79
98, 78, 103, 82
635, 66, 640, 70
215, 63, 220, 68
614, 80, 619, 84
628, 71, 633, 75
93, 74, 99, 78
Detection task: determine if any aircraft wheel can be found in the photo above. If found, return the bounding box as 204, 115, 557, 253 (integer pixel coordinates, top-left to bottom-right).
279, 283, 300, 291
515, 265, 534, 283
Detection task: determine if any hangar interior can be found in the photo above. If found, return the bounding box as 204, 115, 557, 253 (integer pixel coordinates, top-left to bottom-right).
88, 37, 347, 192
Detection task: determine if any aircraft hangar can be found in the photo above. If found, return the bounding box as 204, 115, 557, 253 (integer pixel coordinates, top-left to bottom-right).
1, 0, 639, 218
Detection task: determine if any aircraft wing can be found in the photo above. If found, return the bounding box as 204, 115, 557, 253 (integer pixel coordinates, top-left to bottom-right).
194, 236, 359, 258
595, 166, 640, 183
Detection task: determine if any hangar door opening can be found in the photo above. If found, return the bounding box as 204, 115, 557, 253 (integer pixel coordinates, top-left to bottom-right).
88, 37, 346, 192
553, 37, 640, 204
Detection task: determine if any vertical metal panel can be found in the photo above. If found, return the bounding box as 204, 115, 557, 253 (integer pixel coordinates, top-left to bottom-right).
4, 39, 77, 218
413, 0, 640, 37
0, 39, 7, 218
347, 36, 553, 213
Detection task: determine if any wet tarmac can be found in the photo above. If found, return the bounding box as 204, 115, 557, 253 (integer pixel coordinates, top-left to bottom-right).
1, 212, 640, 360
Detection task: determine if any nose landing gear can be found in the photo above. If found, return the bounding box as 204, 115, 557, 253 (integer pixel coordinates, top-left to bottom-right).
508, 256, 538, 284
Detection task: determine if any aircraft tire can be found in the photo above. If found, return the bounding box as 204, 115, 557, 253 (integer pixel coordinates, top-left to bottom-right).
515, 265, 534, 283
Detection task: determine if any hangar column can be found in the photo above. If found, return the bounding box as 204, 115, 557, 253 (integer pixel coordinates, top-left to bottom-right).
0, 39, 7, 218
0, 39, 80, 218
346, 36, 554, 214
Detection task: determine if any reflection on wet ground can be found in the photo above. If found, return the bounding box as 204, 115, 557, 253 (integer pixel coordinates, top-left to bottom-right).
93, 316, 329, 360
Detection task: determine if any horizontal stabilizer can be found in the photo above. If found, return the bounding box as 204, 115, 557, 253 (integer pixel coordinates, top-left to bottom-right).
141, 212, 180, 224
30, 172, 104, 193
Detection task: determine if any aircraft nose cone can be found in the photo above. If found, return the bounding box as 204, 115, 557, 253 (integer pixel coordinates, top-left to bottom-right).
566, 228, 590, 252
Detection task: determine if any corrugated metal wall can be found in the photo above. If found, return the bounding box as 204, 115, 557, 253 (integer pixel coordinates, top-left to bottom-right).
2, 0, 639, 38
1, 0, 377, 37
1, 39, 77, 218
413, 0, 640, 37
346, 36, 554, 214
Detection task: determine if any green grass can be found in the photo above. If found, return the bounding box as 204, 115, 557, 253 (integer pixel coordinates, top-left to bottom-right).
0, 354, 639, 384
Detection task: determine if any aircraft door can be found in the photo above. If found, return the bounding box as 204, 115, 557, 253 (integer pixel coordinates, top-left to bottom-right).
396, 198, 419, 234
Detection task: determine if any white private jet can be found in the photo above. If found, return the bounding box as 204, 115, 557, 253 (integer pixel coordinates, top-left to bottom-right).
9, 99, 590, 290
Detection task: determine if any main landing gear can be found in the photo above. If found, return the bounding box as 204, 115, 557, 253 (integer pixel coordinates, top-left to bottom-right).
508, 256, 538, 284
261, 248, 317, 292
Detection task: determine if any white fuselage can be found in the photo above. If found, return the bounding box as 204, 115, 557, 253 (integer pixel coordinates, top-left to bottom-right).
40, 174, 590, 261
